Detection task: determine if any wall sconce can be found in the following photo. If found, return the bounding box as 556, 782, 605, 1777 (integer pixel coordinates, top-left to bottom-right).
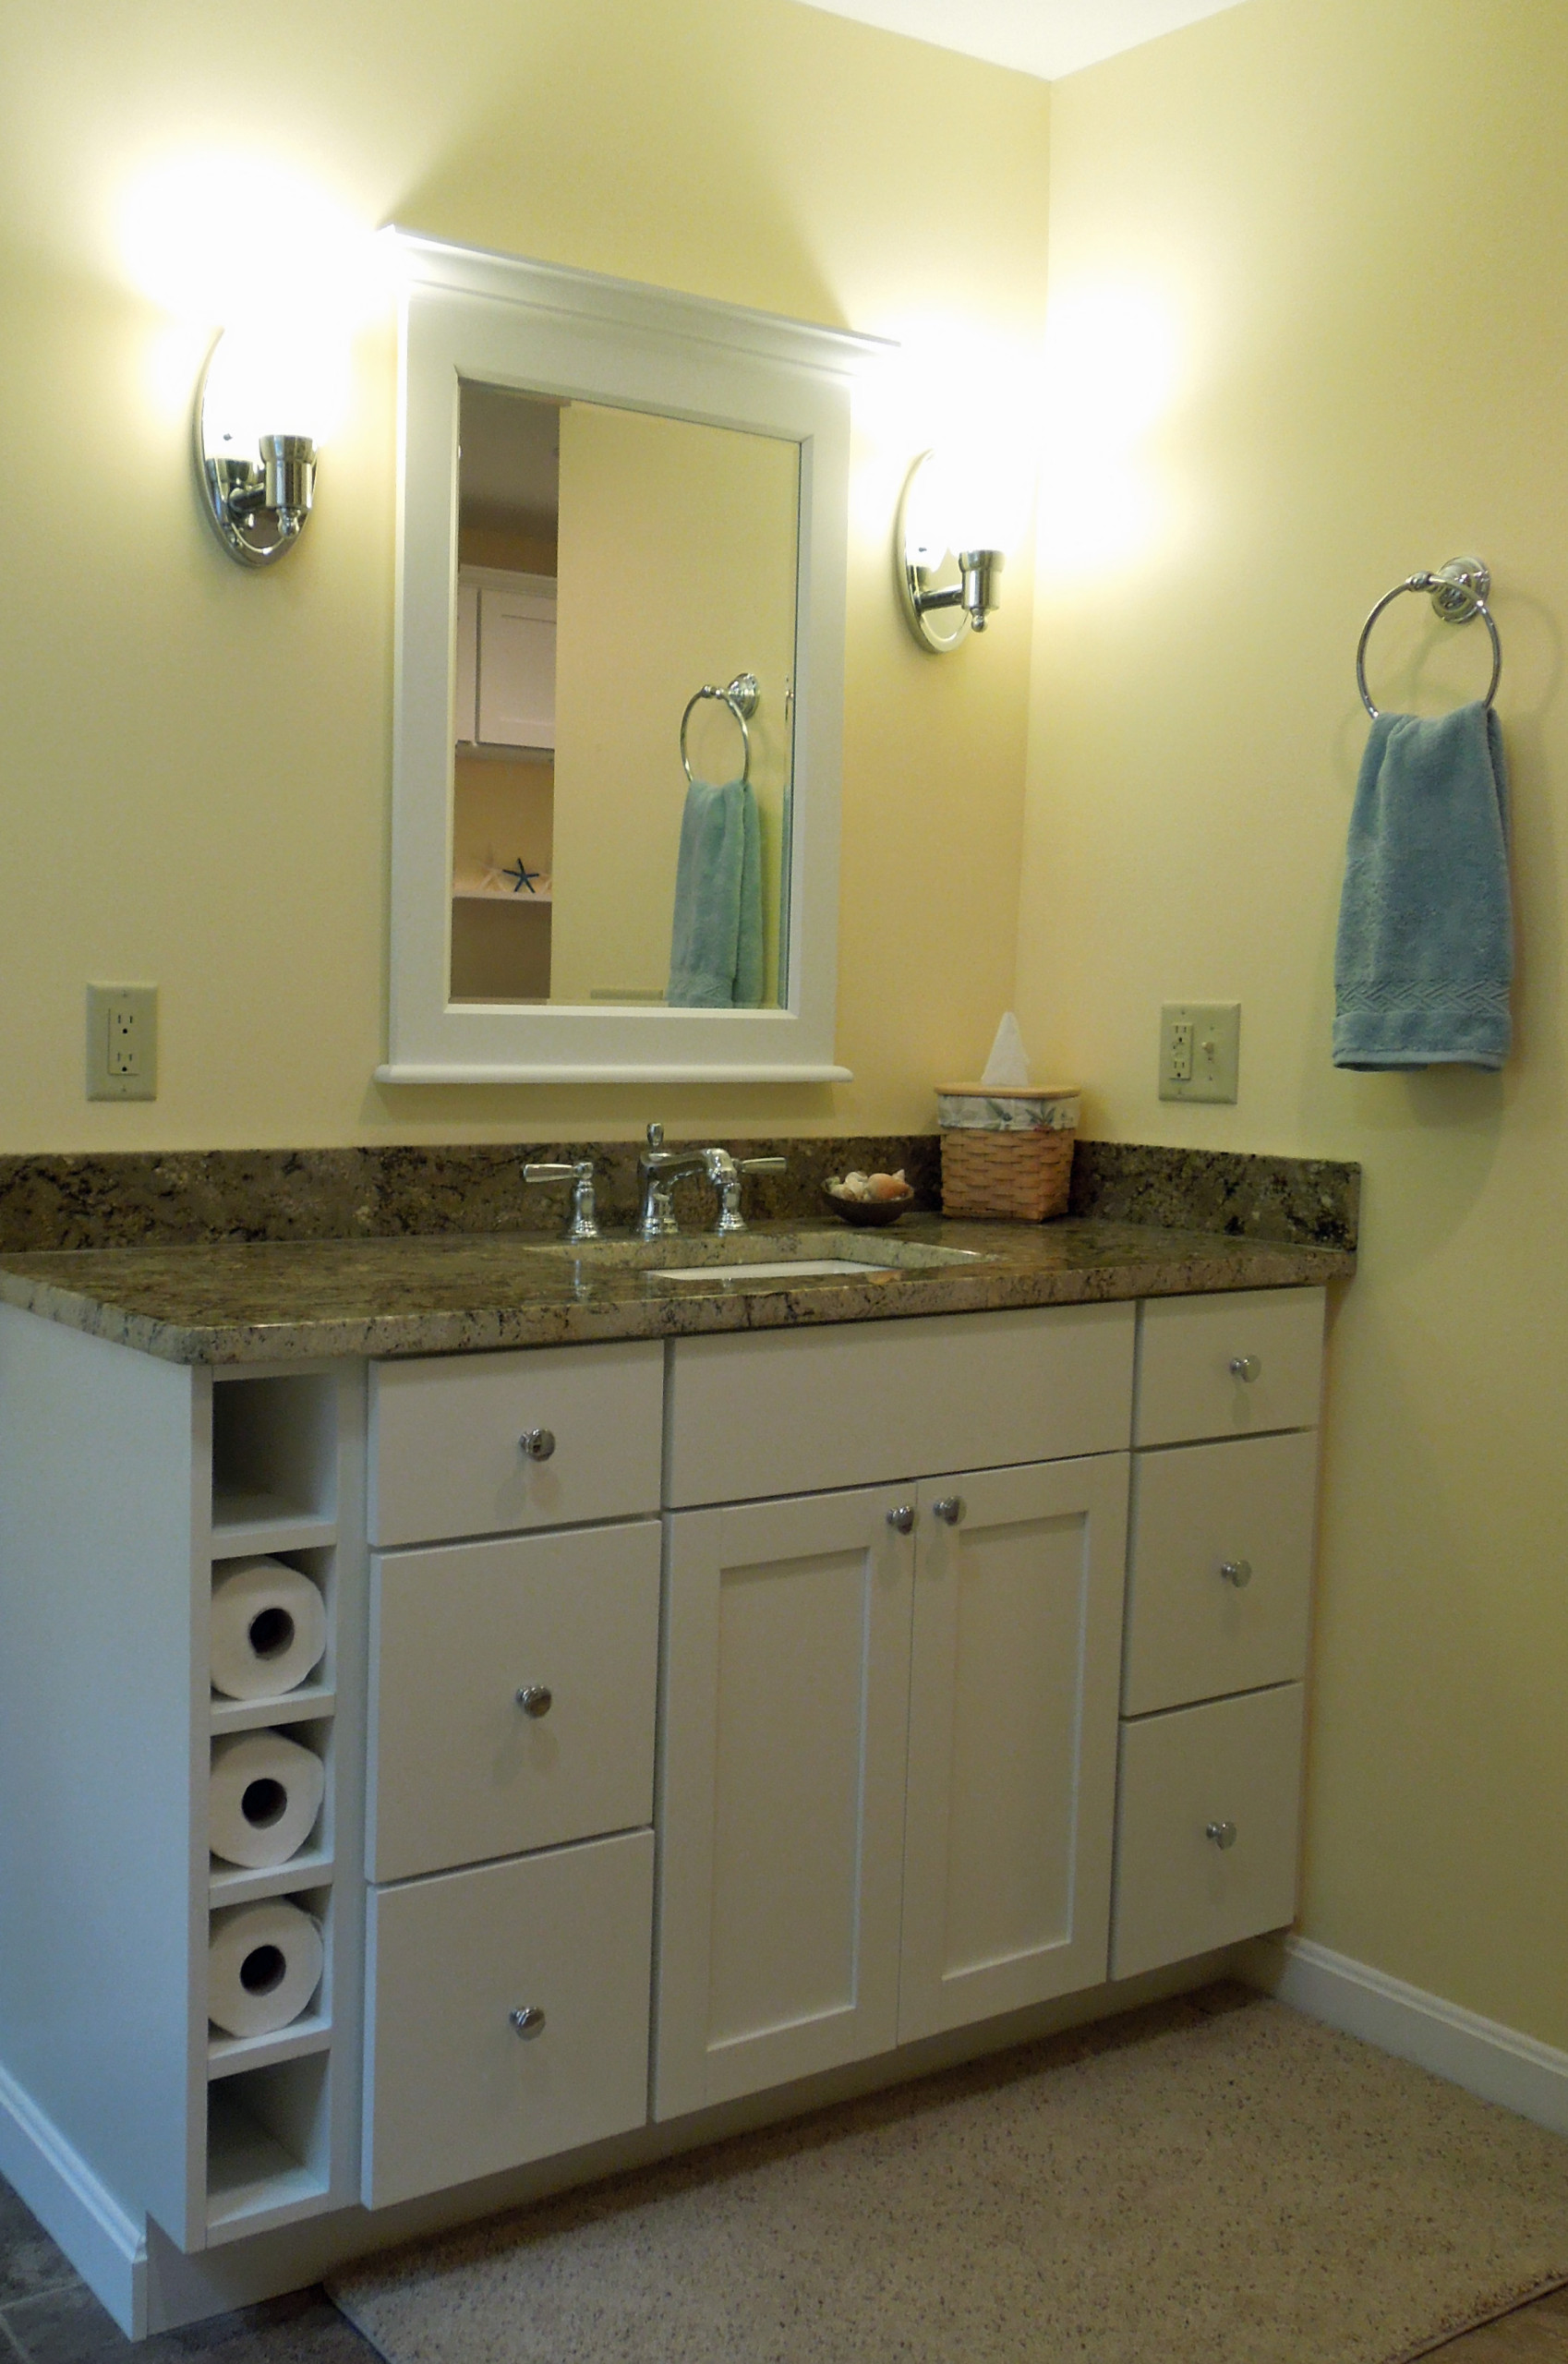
895, 449, 1006, 652
193, 331, 319, 568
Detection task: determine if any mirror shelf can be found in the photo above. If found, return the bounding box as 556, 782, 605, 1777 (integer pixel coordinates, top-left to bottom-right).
380, 229, 887, 1086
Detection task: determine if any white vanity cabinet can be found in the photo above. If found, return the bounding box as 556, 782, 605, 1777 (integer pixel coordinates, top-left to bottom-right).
0, 1273, 1334, 2337
359, 1340, 664, 2209
454, 568, 556, 754
1110, 1285, 1325, 1979
654, 1307, 1134, 2117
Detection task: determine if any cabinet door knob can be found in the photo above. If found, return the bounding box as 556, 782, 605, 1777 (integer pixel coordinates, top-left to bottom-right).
509, 2005, 546, 2038
1219, 1559, 1253, 1587
1205, 1820, 1238, 1851
887, 1503, 916, 1535
933, 1496, 965, 1526
1229, 1355, 1261, 1382
520, 1426, 557, 1461
515, 1683, 553, 1718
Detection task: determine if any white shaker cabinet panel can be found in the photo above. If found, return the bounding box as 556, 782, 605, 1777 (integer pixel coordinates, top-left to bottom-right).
655, 1486, 915, 2119
898, 1454, 1128, 2043
1111, 1683, 1305, 1981
666, 1304, 1135, 1508
477, 586, 556, 750
363, 1828, 653, 2209
1134, 1287, 1324, 1448
1123, 1429, 1318, 1716
368, 1520, 659, 1882
368, 1340, 663, 1546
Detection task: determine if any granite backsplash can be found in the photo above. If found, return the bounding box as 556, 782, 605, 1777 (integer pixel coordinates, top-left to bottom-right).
0, 1140, 1358, 1257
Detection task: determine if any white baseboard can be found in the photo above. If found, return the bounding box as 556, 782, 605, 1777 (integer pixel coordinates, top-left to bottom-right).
1241, 1934, 1568, 2141
0, 2059, 146, 2337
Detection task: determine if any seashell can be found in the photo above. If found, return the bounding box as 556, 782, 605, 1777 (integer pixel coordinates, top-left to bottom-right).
868, 1172, 912, 1200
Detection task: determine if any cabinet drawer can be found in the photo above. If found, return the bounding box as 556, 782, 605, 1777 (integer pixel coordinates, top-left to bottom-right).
1110, 1683, 1304, 1981
1123, 1430, 1317, 1715
368, 1521, 659, 1882
363, 1829, 654, 2208
368, 1340, 663, 1546
666, 1305, 1134, 1508
1134, 1288, 1323, 1447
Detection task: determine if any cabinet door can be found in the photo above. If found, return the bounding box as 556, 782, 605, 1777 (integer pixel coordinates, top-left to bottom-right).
477, 587, 556, 749
898, 1455, 1129, 2043
368, 1520, 659, 1882
363, 1829, 653, 2208
655, 1486, 914, 2119
1111, 1683, 1305, 1980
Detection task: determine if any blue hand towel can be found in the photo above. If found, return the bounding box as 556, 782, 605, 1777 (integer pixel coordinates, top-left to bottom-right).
668, 778, 765, 1008
1333, 700, 1512, 1070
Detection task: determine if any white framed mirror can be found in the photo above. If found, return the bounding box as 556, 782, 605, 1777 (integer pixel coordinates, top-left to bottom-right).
380, 230, 885, 1084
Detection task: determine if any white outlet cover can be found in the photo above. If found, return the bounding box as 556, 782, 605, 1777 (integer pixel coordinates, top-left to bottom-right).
1160, 1001, 1238, 1104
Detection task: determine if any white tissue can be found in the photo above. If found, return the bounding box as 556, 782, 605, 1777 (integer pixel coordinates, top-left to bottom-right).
210, 1730, 325, 1869
208, 1899, 324, 2038
211, 1559, 326, 1701
981, 1011, 1031, 1088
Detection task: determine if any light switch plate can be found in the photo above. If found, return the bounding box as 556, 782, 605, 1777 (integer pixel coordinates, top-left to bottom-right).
86, 984, 158, 1101
1159, 1002, 1239, 1103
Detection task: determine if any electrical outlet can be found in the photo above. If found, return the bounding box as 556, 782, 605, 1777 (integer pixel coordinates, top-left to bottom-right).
86, 984, 158, 1101
1160, 1002, 1239, 1103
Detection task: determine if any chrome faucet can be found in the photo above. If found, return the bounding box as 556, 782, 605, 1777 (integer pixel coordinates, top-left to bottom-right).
523, 1158, 601, 1242
636, 1125, 787, 1239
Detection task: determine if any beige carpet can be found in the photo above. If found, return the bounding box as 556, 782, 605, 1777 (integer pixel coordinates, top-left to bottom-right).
330, 1990, 1568, 2364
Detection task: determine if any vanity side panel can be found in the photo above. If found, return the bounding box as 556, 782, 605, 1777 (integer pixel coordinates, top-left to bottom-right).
666, 1305, 1136, 1507
0, 1306, 200, 2244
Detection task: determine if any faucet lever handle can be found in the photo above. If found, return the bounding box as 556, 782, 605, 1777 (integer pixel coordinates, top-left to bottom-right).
524, 1160, 600, 1244
645, 1122, 665, 1152
740, 1157, 788, 1176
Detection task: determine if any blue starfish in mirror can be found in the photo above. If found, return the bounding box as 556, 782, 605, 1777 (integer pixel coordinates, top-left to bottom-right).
503, 859, 543, 895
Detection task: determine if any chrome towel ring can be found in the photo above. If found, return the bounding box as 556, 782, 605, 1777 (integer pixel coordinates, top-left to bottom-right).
1356, 556, 1502, 720
680, 672, 760, 789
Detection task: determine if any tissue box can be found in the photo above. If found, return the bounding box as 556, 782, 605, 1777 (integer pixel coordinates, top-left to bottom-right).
936, 1086, 1080, 1222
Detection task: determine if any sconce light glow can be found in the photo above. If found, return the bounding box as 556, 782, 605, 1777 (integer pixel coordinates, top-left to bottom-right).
120, 151, 384, 566
1036, 283, 1180, 573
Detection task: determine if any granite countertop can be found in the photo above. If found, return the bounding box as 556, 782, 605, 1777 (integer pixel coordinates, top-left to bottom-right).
0, 1215, 1355, 1367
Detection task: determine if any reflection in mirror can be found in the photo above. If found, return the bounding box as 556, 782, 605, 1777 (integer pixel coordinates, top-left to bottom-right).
450, 381, 799, 1012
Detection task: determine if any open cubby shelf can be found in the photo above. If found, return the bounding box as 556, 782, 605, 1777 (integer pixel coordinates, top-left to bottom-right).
210, 1683, 337, 1736
198, 1367, 356, 2246
208, 2014, 332, 2081
209, 1847, 334, 1906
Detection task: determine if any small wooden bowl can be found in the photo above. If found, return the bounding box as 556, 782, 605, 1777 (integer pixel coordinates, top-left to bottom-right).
823, 1187, 914, 1228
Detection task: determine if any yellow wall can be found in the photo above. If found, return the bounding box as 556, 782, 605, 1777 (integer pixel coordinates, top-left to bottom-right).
0, 0, 1047, 1151
551, 404, 798, 1007
1020, 0, 1568, 2044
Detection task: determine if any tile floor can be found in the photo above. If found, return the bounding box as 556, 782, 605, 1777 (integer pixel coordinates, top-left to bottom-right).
1, 2169, 1563, 2360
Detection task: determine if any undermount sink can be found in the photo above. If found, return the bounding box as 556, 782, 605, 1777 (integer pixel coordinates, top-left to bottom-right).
518, 1230, 990, 1280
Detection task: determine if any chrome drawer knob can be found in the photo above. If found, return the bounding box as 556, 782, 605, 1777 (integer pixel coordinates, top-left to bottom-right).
1229, 1356, 1261, 1382
933, 1496, 965, 1526
509, 2005, 546, 2038
515, 1683, 553, 1718
1219, 1559, 1253, 1587
887, 1503, 916, 1535
1205, 1820, 1238, 1851
520, 1426, 557, 1461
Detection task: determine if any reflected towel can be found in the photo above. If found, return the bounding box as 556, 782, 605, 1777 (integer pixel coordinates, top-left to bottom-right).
668, 778, 764, 1008
1333, 701, 1512, 1070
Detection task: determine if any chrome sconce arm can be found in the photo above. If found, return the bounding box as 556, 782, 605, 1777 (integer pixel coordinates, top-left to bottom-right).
895, 451, 1006, 653
194, 339, 319, 569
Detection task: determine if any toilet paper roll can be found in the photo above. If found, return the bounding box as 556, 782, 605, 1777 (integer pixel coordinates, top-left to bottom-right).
210, 1730, 325, 1869
211, 1559, 327, 1701
209, 1899, 324, 2039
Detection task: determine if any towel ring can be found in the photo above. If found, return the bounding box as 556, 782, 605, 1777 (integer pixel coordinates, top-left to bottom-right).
1356, 557, 1502, 720
680, 673, 759, 789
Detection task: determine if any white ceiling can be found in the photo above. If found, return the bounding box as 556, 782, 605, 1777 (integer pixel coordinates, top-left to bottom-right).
790, 0, 1249, 81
